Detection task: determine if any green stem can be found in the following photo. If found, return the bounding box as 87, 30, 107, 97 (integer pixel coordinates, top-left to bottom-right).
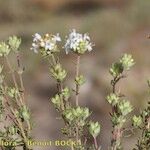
51, 54, 57, 65
94, 137, 98, 150
57, 80, 64, 111
16, 53, 25, 105
5, 56, 18, 89
75, 55, 80, 106
75, 55, 81, 144
111, 76, 123, 150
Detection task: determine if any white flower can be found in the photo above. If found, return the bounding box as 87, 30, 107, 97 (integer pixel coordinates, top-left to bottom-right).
40, 41, 45, 47
33, 33, 42, 42
44, 40, 55, 50
64, 29, 93, 54
53, 33, 61, 42
31, 33, 61, 54
31, 43, 39, 53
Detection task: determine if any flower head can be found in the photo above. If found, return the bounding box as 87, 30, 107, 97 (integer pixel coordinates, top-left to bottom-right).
33, 33, 42, 43
63, 106, 90, 125
0, 42, 10, 57
31, 33, 61, 56
8, 36, 21, 52
118, 99, 133, 116
120, 54, 135, 70
106, 93, 119, 106
64, 29, 93, 54
50, 63, 67, 81
132, 115, 142, 127
89, 121, 101, 138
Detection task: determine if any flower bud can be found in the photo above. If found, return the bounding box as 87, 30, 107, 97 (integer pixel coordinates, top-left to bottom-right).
51, 94, 61, 109
73, 107, 90, 119
89, 121, 101, 138
111, 115, 126, 127
118, 100, 133, 116
132, 115, 142, 127
0, 42, 10, 57
75, 75, 86, 86
8, 36, 21, 52
63, 107, 90, 124
83, 107, 90, 120
63, 109, 74, 122
61, 87, 70, 100
106, 93, 119, 106
120, 54, 135, 70
50, 64, 67, 81
109, 62, 124, 77
19, 106, 30, 121
7, 87, 19, 98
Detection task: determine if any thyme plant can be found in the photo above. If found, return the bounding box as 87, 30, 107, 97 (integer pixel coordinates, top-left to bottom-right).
0, 36, 32, 150
107, 54, 134, 150
31, 30, 101, 150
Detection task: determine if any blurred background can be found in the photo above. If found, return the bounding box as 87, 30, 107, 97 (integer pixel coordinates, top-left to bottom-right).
0, 0, 150, 149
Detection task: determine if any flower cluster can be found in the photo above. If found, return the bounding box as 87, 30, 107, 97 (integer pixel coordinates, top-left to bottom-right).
0, 36, 21, 57
7, 87, 20, 98
51, 94, 62, 110
65, 29, 93, 54
17, 105, 30, 121
75, 75, 86, 86
132, 115, 142, 127
61, 87, 70, 100
118, 99, 133, 116
31, 30, 93, 55
31, 33, 61, 56
110, 53, 135, 77
8, 36, 21, 52
63, 106, 90, 125
120, 54, 135, 70
106, 93, 119, 106
0, 42, 10, 57
50, 63, 67, 82
89, 121, 101, 138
